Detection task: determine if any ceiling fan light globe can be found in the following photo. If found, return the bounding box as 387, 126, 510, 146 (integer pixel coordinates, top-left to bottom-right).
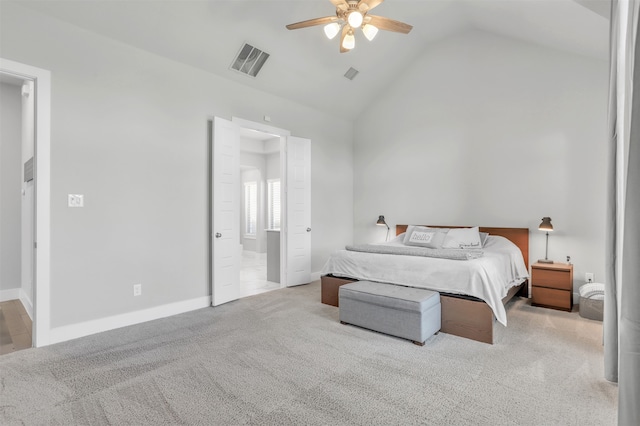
347, 11, 363, 28
323, 22, 341, 39
362, 24, 378, 41
342, 32, 355, 50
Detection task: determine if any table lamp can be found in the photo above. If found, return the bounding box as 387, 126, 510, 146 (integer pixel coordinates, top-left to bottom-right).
538, 217, 553, 263
377, 215, 390, 241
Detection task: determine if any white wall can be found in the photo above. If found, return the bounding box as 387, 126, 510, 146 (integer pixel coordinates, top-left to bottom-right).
266, 152, 280, 182
0, 82, 22, 296
354, 30, 608, 295
240, 166, 264, 252
0, 3, 353, 331
265, 151, 281, 231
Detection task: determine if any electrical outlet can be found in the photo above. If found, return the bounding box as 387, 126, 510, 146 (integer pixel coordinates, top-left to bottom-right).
133, 283, 142, 296
585, 273, 594, 283
68, 194, 84, 207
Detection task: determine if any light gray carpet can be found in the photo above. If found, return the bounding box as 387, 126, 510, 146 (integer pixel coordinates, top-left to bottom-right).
0, 281, 617, 425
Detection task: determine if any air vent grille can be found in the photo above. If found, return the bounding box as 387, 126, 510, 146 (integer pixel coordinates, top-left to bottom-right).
344, 67, 359, 80
231, 43, 270, 77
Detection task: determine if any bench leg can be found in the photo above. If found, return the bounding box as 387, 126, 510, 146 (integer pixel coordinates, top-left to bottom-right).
412, 340, 425, 346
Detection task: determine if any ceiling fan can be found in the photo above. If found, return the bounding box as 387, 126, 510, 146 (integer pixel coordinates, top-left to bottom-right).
286, 0, 412, 53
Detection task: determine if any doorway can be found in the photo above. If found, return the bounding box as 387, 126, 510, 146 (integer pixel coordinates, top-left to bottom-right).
238, 129, 282, 297
210, 116, 311, 306
0, 58, 52, 348
0, 75, 34, 354
0, 74, 34, 354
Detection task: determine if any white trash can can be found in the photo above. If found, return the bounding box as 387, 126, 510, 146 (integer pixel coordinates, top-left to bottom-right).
579, 282, 604, 321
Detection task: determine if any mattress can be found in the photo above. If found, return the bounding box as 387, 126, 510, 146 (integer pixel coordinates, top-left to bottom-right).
320, 235, 529, 326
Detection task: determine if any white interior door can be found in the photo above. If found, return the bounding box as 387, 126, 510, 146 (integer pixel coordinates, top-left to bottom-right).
211, 117, 240, 305
284, 136, 311, 287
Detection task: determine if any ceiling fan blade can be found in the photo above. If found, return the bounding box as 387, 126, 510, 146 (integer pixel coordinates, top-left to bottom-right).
365, 15, 412, 34
339, 25, 350, 53
329, 0, 349, 12
286, 16, 338, 30
358, 0, 384, 13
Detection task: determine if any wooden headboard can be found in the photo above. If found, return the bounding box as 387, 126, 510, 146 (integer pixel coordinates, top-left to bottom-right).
396, 225, 529, 269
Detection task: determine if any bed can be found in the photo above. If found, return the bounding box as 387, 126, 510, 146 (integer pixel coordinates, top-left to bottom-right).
320, 225, 530, 344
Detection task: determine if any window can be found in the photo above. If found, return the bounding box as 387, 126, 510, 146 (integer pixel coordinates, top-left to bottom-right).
244, 181, 257, 236
268, 179, 281, 230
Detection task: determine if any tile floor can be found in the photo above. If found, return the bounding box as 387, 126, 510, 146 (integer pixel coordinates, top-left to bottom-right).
0, 299, 32, 355
239, 250, 281, 298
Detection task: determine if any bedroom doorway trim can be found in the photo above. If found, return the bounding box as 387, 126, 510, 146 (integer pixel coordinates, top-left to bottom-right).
209, 116, 311, 306
0, 58, 51, 347
232, 117, 291, 290
231, 117, 311, 288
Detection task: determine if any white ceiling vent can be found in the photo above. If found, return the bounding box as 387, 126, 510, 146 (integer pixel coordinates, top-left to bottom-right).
344, 67, 359, 81
230, 43, 270, 77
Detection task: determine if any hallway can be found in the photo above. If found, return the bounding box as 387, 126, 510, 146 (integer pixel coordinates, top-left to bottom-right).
0, 299, 31, 355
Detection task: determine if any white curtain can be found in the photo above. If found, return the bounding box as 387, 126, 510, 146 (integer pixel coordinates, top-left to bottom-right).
606, 1, 640, 424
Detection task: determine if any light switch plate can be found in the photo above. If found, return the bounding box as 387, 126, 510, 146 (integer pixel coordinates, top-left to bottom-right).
68, 194, 84, 207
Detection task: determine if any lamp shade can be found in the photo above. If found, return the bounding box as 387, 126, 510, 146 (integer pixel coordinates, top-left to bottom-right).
323, 22, 340, 40
342, 31, 355, 50
538, 217, 553, 232
362, 24, 378, 41
347, 11, 363, 28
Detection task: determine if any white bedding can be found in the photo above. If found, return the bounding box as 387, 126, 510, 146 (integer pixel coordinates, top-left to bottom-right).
320, 235, 529, 326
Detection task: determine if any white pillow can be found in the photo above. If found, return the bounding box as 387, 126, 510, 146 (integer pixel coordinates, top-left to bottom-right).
404, 226, 446, 249
401, 225, 422, 245
442, 227, 482, 249
403, 225, 443, 243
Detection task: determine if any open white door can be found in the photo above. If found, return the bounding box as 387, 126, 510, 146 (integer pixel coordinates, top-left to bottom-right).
284, 136, 311, 287
211, 117, 240, 305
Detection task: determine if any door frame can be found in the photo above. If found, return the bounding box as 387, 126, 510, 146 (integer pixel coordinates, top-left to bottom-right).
231, 117, 291, 287
0, 58, 51, 347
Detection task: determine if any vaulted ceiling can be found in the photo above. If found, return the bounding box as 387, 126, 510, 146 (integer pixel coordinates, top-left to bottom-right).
13, 0, 610, 120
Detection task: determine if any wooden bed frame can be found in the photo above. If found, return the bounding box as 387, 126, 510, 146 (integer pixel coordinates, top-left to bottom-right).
321, 225, 529, 344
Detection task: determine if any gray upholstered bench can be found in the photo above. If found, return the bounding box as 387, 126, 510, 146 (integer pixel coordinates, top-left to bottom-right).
339, 281, 441, 346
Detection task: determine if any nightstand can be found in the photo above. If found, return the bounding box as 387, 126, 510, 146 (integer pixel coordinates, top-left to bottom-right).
531, 262, 574, 311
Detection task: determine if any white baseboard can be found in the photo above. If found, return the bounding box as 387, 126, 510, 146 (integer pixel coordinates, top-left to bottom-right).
19, 289, 33, 320
0, 288, 33, 320
0, 288, 21, 302
311, 271, 322, 282
48, 296, 211, 345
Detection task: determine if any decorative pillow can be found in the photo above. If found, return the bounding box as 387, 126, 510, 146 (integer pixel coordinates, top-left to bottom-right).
402, 225, 416, 244
442, 227, 483, 249
403, 225, 443, 243
404, 226, 446, 249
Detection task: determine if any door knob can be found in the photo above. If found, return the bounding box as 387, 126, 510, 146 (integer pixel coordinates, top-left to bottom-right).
306, 228, 311, 232
215, 233, 222, 238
